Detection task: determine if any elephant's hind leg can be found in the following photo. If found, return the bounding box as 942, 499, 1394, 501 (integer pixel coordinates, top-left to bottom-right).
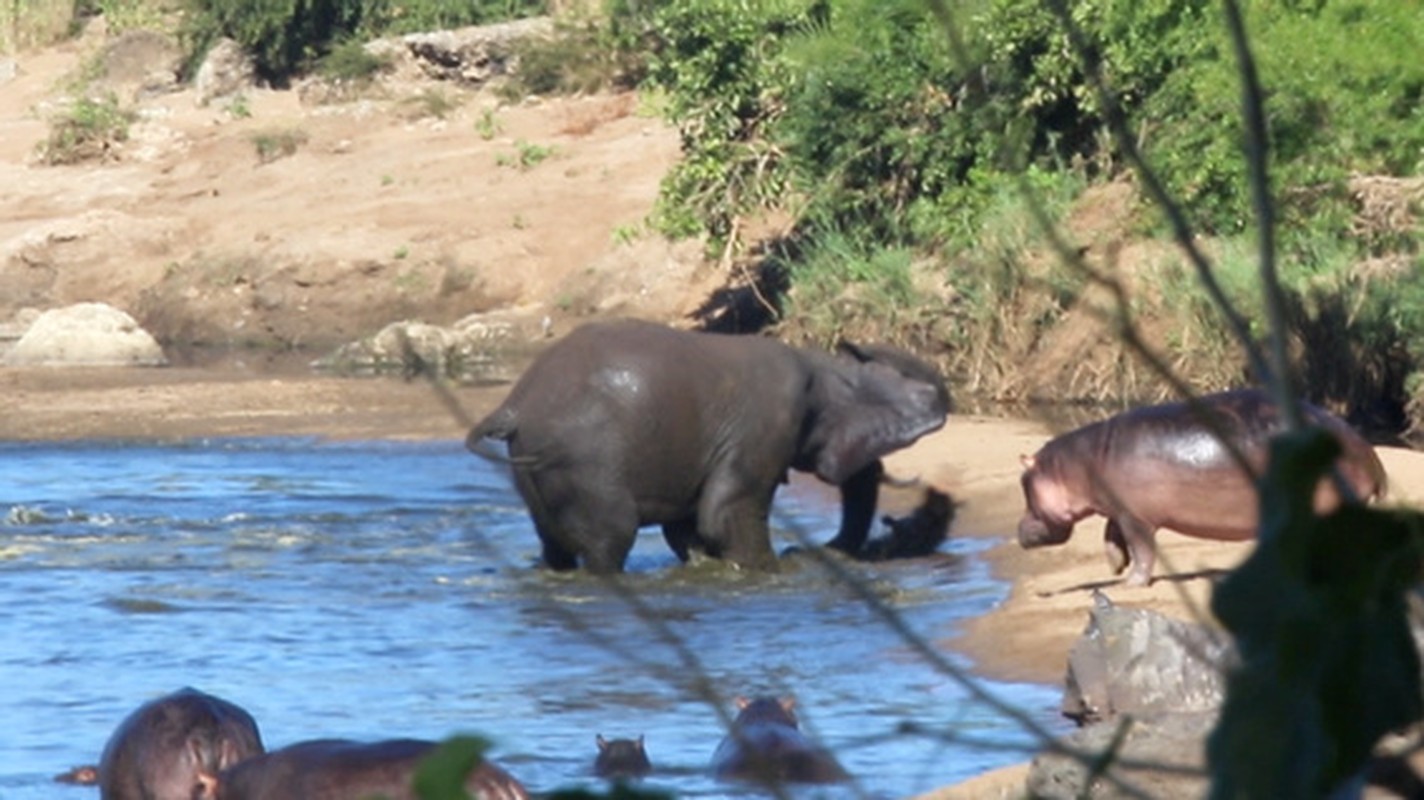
513, 468, 580, 571
698, 477, 778, 570
545, 481, 641, 574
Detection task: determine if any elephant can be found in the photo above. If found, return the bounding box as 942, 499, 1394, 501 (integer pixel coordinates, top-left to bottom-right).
466, 319, 950, 573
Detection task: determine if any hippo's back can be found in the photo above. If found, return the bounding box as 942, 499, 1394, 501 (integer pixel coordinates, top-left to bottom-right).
216, 739, 528, 800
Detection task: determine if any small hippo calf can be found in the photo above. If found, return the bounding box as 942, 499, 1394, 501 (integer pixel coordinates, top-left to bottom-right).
711, 697, 848, 786
98, 687, 264, 800
1017, 388, 1387, 586
202, 738, 528, 800
594, 734, 651, 780
861, 488, 956, 560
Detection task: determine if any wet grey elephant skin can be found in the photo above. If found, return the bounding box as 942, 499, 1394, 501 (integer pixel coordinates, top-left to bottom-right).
202, 738, 529, 800
467, 319, 950, 573
710, 696, 849, 785
1017, 388, 1387, 586
97, 687, 264, 800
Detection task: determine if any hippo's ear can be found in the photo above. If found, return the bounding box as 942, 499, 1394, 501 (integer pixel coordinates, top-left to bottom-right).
734, 696, 751, 710
597, 735, 609, 751
1020, 454, 1036, 471
779, 697, 796, 713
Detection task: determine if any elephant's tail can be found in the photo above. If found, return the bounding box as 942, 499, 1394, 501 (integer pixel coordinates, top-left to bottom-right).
466, 406, 518, 462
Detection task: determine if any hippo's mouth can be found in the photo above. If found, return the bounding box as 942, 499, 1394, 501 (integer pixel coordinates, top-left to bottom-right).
1017, 516, 1073, 548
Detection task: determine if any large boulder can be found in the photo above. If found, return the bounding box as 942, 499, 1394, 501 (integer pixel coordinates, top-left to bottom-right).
314, 306, 550, 382
93, 28, 183, 102
1027, 711, 1217, 799
372, 17, 555, 86
2, 302, 166, 366
1061, 592, 1233, 725
192, 37, 257, 107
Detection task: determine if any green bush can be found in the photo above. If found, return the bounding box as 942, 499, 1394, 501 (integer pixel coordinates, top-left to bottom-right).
1143, 0, 1424, 234
317, 38, 393, 84
616, 0, 821, 245
37, 93, 135, 165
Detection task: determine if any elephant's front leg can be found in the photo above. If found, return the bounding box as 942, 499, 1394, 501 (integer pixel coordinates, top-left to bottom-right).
661, 518, 702, 562
825, 459, 884, 556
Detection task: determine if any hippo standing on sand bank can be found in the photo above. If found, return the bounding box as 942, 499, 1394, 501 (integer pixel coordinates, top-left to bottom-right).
97, 687, 264, 800
1017, 389, 1387, 586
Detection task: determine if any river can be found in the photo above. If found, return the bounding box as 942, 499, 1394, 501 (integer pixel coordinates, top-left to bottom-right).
0, 437, 1067, 799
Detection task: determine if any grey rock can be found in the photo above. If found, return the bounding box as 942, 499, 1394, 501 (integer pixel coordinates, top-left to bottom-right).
315, 307, 549, 382
1062, 592, 1233, 726
391, 18, 554, 86
193, 38, 256, 107
3, 303, 166, 367
1028, 712, 1216, 799
95, 29, 182, 101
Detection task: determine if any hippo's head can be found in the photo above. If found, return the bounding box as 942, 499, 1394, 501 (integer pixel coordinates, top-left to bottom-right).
1017, 455, 1075, 548
1017, 513, 1074, 548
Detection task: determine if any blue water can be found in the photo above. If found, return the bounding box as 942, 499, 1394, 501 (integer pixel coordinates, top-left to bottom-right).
0, 438, 1066, 799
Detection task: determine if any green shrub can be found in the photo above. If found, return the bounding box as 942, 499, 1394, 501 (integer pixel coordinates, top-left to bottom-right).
317, 38, 393, 84
37, 94, 135, 165
1143, 0, 1424, 234
618, 0, 821, 246
499, 19, 638, 100
249, 127, 309, 163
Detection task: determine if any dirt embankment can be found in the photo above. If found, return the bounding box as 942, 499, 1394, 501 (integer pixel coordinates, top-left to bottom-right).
0, 18, 722, 362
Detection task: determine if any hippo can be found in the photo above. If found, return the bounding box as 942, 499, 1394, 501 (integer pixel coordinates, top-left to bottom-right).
53, 765, 99, 785
593, 734, 651, 780
711, 697, 849, 786
201, 738, 529, 800
97, 687, 264, 800
861, 487, 957, 560
1017, 388, 1387, 586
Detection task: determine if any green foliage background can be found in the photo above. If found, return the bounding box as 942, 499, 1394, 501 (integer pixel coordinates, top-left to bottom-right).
612, 0, 1423, 431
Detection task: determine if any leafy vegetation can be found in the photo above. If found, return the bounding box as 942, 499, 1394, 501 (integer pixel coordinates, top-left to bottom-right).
316, 38, 394, 85
249, 127, 309, 163
608, 0, 1423, 430
37, 93, 136, 164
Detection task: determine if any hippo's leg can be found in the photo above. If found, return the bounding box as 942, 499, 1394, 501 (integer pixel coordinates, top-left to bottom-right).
1104, 519, 1130, 575
1107, 515, 1158, 587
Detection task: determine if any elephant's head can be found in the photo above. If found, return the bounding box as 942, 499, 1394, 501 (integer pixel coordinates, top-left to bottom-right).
799, 341, 951, 485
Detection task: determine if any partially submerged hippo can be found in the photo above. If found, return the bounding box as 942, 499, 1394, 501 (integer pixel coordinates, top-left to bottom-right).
861, 487, 957, 560
711, 697, 849, 786
1017, 389, 1386, 586
202, 738, 529, 800
593, 734, 651, 780
97, 687, 264, 800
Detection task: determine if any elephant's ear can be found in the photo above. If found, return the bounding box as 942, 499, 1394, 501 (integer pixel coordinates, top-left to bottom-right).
811, 347, 950, 484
